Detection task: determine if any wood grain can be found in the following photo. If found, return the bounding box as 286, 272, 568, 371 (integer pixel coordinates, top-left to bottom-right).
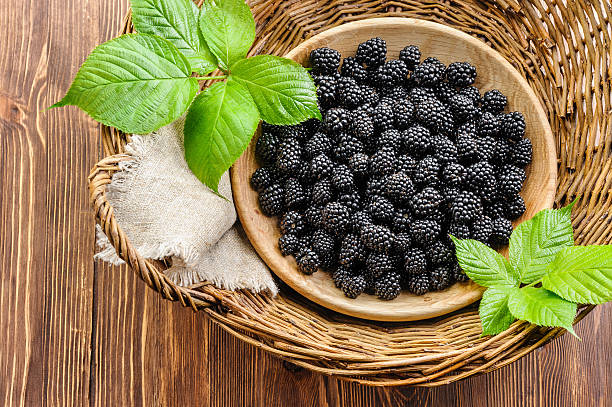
0, 0, 610, 406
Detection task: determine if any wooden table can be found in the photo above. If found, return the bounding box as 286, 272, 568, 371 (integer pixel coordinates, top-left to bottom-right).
1, 0, 610, 405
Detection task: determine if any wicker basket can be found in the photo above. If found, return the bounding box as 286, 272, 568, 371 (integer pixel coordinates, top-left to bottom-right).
88, 0, 611, 386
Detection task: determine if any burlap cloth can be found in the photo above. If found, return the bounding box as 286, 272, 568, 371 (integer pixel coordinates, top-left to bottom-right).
94, 118, 277, 295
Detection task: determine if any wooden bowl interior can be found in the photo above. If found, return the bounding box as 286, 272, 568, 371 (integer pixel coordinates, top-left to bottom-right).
232, 18, 556, 321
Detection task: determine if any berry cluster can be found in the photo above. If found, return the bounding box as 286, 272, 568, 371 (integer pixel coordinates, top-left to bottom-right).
251, 39, 532, 300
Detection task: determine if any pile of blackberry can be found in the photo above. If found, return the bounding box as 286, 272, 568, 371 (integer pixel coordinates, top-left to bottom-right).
251, 38, 532, 300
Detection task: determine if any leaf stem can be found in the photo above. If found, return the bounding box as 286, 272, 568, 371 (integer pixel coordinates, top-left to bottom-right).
197, 75, 227, 81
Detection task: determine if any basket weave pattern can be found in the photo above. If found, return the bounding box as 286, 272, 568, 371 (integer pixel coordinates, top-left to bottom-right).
88, 0, 611, 386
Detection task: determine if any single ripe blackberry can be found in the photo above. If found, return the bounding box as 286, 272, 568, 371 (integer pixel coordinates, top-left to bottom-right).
368, 195, 395, 223
392, 209, 412, 233
338, 233, 366, 265
471, 215, 493, 243
332, 265, 351, 288
431, 265, 453, 290
434, 135, 458, 164
310, 47, 341, 74
364, 252, 395, 278
351, 109, 375, 140
449, 94, 477, 121
457, 119, 478, 137
478, 111, 500, 137
393, 232, 412, 253
375, 60, 409, 86
434, 82, 458, 104
360, 85, 381, 107
485, 200, 506, 220
314, 75, 337, 107
377, 129, 402, 151
351, 209, 373, 232
334, 133, 364, 162
452, 262, 470, 282
304, 132, 333, 158
446, 62, 477, 87
338, 192, 361, 212
403, 125, 432, 157
425, 207, 448, 227
500, 112, 526, 141
490, 217, 513, 246
312, 178, 334, 205
482, 89, 507, 114
375, 272, 402, 300
296, 248, 320, 275
506, 194, 526, 220
448, 222, 471, 239
399, 45, 421, 70
280, 210, 305, 235
305, 205, 324, 228
415, 97, 446, 128
466, 161, 497, 194
412, 58, 446, 86
410, 219, 441, 246
393, 100, 415, 129
356, 37, 387, 67
442, 186, 460, 206
324, 107, 351, 133
369, 145, 396, 175
385, 86, 410, 100
394, 154, 418, 176
312, 229, 336, 256
310, 153, 333, 179
411, 187, 443, 217
340, 56, 368, 82
277, 124, 303, 140
427, 240, 454, 266
250, 166, 276, 192
456, 133, 478, 163
413, 156, 440, 186
372, 102, 395, 130
451, 190, 483, 223
276, 138, 302, 174
385, 172, 415, 204
360, 223, 394, 253
459, 85, 482, 104
259, 184, 285, 216
366, 175, 388, 197
331, 164, 355, 193
338, 83, 366, 108
348, 152, 370, 177
255, 130, 281, 166
284, 177, 307, 208
498, 164, 526, 196
341, 274, 367, 298
409, 86, 435, 105
407, 273, 432, 295
492, 137, 512, 164
404, 247, 427, 275
476, 135, 497, 162
321, 202, 351, 234
278, 234, 300, 256
442, 163, 466, 185
511, 138, 533, 167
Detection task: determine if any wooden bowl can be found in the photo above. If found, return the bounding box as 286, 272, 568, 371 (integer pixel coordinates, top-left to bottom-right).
232, 18, 556, 321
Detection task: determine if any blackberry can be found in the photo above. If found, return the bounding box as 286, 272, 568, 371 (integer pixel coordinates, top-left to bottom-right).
310, 153, 333, 179
457, 119, 478, 137
411, 187, 443, 217
485, 200, 506, 220
340, 56, 368, 82
255, 131, 280, 165
304, 132, 333, 158
431, 265, 453, 290
452, 262, 470, 282
446, 62, 477, 87
377, 129, 402, 151
459, 85, 482, 104
448, 222, 471, 239
305, 205, 324, 228
442, 186, 460, 205
511, 138, 533, 167
315, 75, 337, 107
392, 209, 413, 233
360, 86, 380, 106
407, 273, 432, 295
339, 233, 366, 265
451, 190, 482, 223
409, 86, 435, 105
375, 60, 409, 86
338, 192, 361, 212
351, 109, 375, 140
425, 207, 448, 227
321, 202, 351, 234
284, 177, 307, 208
434, 82, 458, 104
259, 184, 285, 216
366, 252, 399, 277
427, 240, 454, 266
366, 175, 388, 197
404, 247, 427, 275
312, 229, 336, 256
456, 133, 478, 163
449, 94, 477, 121
276, 138, 302, 174
498, 164, 526, 196
310, 47, 341, 74
375, 272, 402, 300
338, 83, 366, 108
413, 156, 440, 186
312, 178, 334, 205
331, 164, 355, 193
490, 217, 513, 246
466, 161, 497, 194
506, 194, 526, 220
369, 145, 396, 175
492, 137, 512, 164
410, 219, 441, 245
324, 107, 351, 133
341, 274, 367, 298
348, 152, 370, 177
476, 135, 497, 162
385, 172, 415, 204
278, 124, 306, 141
355, 37, 387, 67
372, 103, 395, 130
296, 248, 320, 274
500, 112, 526, 141
442, 163, 466, 185
478, 111, 500, 137
434, 135, 458, 164
471, 215, 493, 243
399, 45, 421, 70
278, 234, 300, 256
415, 97, 445, 128
393, 232, 412, 253
351, 209, 374, 232
393, 100, 415, 129
250, 166, 276, 192
412, 58, 446, 86
482, 89, 507, 114
394, 154, 418, 176
368, 195, 395, 223
403, 125, 432, 156
360, 224, 394, 253
332, 265, 351, 288
280, 210, 305, 235
334, 133, 364, 162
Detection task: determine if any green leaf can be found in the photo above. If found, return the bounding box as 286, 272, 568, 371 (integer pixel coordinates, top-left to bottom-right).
199, 0, 255, 69
542, 245, 612, 304
479, 287, 516, 336
509, 201, 575, 284
231, 55, 321, 124
507, 287, 577, 335
50, 34, 198, 134
451, 237, 519, 288
131, 0, 217, 73
184, 78, 260, 192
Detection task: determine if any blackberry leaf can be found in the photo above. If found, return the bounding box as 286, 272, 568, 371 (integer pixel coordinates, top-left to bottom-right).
507, 287, 577, 336
479, 287, 515, 336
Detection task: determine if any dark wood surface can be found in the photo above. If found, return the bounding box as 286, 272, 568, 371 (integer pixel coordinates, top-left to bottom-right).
1, 0, 610, 405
